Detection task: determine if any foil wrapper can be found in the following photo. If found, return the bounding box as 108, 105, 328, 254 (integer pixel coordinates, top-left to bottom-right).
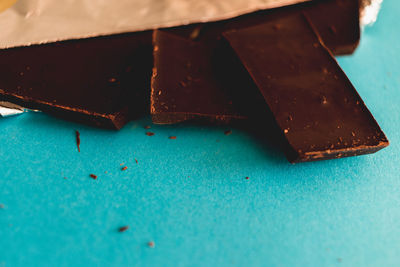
0, 0, 311, 49
0, 101, 25, 117
0, 0, 384, 49
360, 0, 383, 26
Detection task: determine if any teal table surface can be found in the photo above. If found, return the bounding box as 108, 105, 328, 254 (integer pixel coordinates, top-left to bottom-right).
1, 1, 400, 266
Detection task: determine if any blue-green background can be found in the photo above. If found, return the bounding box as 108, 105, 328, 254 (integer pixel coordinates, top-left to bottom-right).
1, 1, 399, 266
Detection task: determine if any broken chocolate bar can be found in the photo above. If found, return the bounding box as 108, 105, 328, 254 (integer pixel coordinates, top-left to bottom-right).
0, 31, 152, 129
151, 30, 241, 124
305, 0, 360, 55
151, 30, 266, 124
223, 14, 388, 162
152, 0, 361, 124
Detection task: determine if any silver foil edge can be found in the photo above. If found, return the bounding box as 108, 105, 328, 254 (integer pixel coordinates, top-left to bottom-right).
0, 101, 25, 117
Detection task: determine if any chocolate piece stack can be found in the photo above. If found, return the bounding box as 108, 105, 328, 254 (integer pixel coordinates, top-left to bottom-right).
0, 0, 388, 162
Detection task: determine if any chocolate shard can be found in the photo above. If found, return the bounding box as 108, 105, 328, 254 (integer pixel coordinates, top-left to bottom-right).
305, 0, 360, 55
0, 31, 152, 129
151, 30, 263, 124
223, 14, 388, 162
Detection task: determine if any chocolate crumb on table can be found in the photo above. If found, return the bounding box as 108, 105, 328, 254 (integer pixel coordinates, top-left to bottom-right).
89, 174, 98, 180
144, 125, 151, 129
224, 130, 232, 135
168, 136, 177, 139
118, 226, 129, 232
146, 132, 155, 136
245, 177, 249, 180
147, 241, 155, 248
75, 130, 81, 152
135, 159, 138, 164
121, 166, 128, 171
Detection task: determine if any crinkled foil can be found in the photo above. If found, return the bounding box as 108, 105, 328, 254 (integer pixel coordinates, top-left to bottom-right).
0, 0, 310, 49
0, 0, 383, 49
0, 101, 25, 117
360, 0, 383, 26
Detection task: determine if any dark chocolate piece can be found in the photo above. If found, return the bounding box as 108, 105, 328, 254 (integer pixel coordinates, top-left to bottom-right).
0, 31, 152, 129
151, 30, 263, 124
223, 14, 388, 162
152, 0, 360, 124
305, 0, 360, 55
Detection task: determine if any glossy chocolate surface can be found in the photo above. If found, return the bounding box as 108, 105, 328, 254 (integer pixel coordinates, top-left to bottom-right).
223, 14, 388, 162
151, 30, 265, 124
0, 31, 152, 129
152, 0, 360, 124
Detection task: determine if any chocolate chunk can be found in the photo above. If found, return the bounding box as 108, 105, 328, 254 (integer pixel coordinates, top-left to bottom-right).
0, 31, 152, 129
223, 14, 388, 162
305, 0, 360, 55
0, 0, 360, 129
151, 30, 262, 124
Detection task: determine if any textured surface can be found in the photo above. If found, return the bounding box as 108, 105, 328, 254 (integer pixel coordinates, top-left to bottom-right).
223, 14, 388, 162
0, 1, 399, 266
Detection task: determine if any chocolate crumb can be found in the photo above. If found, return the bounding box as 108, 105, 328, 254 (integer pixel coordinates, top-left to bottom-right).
108, 78, 117, 83
122, 166, 128, 171
169, 136, 177, 139
75, 130, 81, 152
148, 241, 155, 248
245, 177, 249, 180
118, 226, 129, 232
135, 159, 138, 164
144, 125, 151, 129
146, 132, 155, 136
90, 174, 98, 180
190, 26, 202, 40
272, 24, 281, 30
224, 130, 232, 135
